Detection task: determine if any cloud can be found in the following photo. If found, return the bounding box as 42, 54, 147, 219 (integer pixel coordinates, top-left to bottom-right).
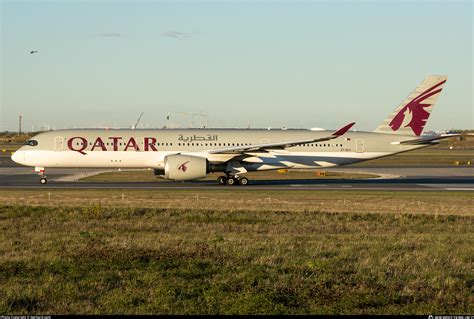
97, 32, 122, 38
161, 31, 190, 39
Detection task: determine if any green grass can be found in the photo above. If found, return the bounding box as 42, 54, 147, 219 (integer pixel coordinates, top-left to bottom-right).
0, 190, 472, 314
352, 149, 474, 167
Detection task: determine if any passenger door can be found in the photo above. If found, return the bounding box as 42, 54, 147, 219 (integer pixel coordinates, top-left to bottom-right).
355, 139, 364, 153
54, 137, 64, 151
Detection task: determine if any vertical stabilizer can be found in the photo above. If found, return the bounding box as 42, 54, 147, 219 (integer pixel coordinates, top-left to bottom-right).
374, 75, 447, 136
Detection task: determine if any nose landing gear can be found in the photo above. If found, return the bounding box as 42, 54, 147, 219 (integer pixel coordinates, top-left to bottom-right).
35, 167, 47, 185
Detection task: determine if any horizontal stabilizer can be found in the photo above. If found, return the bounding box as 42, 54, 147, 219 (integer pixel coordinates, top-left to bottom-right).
392, 134, 459, 145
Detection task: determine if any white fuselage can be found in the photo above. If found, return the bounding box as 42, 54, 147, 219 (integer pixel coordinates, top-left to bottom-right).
12, 128, 423, 174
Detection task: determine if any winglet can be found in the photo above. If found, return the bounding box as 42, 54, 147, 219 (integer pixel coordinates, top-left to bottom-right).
332, 122, 355, 136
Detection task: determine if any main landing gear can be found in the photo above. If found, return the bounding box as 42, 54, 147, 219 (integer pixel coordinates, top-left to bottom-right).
217, 175, 249, 186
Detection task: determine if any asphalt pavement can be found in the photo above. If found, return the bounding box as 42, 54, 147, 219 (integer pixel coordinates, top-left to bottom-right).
1, 156, 472, 191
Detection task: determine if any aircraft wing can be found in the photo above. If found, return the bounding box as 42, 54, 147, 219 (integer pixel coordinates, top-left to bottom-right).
208, 122, 355, 154
393, 134, 460, 145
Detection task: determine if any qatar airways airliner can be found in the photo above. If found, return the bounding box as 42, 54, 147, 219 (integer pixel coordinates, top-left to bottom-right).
12, 75, 454, 185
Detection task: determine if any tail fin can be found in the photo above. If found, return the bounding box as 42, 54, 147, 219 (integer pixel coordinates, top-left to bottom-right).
374, 75, 448, 136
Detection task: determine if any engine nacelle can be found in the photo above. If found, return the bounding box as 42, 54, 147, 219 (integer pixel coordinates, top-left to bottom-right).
164, 154, 209, 180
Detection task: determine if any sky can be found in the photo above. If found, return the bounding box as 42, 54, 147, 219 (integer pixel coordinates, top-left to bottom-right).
0, 0, 472, 132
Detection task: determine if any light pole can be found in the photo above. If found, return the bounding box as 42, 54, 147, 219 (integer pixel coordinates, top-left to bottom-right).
19, 115, 22, 137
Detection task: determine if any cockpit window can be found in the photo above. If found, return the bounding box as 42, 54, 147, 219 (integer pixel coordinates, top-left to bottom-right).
24, 140, 38, 146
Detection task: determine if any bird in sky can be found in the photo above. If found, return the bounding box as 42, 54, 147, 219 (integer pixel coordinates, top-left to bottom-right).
30, 50, 38, 54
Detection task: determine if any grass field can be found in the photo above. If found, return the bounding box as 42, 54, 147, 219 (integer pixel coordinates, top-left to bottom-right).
0, 189, 472, 314
352, 149, 473, 167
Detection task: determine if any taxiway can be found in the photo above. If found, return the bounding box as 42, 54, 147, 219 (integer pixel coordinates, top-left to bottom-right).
0, 157, 472, 192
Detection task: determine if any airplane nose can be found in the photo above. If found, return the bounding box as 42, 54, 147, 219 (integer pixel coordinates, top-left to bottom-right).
11, 151, 23, 164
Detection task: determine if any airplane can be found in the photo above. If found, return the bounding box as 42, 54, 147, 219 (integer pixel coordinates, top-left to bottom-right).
12, 75, 456, 186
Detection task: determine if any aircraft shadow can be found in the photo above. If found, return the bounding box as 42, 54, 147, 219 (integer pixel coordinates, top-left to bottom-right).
192, 176, 474, 186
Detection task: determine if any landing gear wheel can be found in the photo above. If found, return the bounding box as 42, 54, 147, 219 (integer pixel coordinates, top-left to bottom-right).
40, 177, 47, 185
238, 177, 249, 185
226, 177, 236, 186
217, 176, 227, 185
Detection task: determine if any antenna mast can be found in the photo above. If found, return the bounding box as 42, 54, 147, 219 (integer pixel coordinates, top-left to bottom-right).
18, 115, 22, 136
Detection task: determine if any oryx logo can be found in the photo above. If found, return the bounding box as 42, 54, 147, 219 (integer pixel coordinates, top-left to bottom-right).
178, 161, 190, 172
389, 80, 446, 136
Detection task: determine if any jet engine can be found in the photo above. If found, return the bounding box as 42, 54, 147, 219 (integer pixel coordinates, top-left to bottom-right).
155, 154, 209, 181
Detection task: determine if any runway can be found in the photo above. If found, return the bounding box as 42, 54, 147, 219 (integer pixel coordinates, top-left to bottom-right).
1, 157, 473, 191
